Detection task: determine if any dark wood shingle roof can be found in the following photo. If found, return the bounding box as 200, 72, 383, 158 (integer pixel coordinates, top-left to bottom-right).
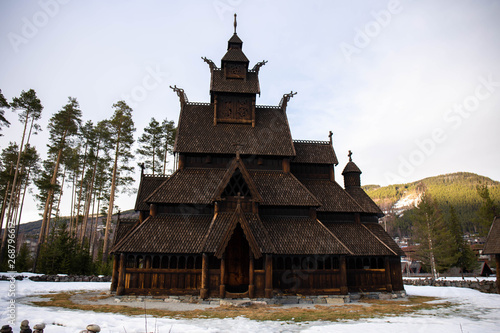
345, 186, 383, 216
260, 216, 350, 255
323, 222, 395, 256
145, 168, 226, 205
342, 161, 362, 174
134, 175, 170, 210
292, 141, 338, 165
112, 215, 213, 254
211, 70, 259, 94
174, 104, 295, 156
483, 216, 500, 254
112, 219, 138, 250
250, 170, 320, 207
363, 222, 406, 256
300, 179, 364, 213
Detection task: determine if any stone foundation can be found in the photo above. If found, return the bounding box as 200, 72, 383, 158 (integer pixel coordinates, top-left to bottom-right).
112, 290, 407, 306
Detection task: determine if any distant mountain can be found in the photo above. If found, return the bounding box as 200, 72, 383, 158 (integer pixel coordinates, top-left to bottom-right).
363, 172, 500, 235
13, 209, 139, 237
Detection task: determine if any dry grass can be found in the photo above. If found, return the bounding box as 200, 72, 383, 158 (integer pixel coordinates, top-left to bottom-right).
31, 292, 451, 322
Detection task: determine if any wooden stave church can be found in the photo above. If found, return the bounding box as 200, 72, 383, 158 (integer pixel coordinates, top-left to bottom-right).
110, 19, 405, 298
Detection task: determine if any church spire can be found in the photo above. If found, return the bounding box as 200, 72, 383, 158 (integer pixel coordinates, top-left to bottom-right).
234, 13, 237, 34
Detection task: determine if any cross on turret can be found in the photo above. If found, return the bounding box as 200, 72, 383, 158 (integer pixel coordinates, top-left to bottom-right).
348, 150, 353, 162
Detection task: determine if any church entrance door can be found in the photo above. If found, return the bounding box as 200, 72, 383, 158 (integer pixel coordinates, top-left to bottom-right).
225, 224, 250, 294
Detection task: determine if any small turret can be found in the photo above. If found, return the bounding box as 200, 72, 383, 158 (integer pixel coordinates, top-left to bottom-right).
342, 150, 362, 188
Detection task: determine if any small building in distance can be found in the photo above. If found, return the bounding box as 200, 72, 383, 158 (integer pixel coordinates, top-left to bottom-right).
483, 216, 500, 292
110, 17, 405, 298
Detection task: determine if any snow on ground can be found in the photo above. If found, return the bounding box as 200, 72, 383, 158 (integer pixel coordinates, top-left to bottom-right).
1, 275, 499, 333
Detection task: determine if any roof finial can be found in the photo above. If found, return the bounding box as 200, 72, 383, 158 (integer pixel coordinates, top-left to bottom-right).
233, 142, 243, 159
234, 13, 237, 34
348, 150, 353, 162
328, 131, 333, 145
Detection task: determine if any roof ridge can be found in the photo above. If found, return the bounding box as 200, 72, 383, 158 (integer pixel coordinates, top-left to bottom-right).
143, 169, 180, 204
315, 219, 353, 255
360, 223, 398, 255
111, 216, 150, 253
293, 139, 330, 145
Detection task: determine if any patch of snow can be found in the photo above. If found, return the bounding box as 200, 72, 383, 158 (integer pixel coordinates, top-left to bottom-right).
1, 280, 499, 332
393, 192, 422, 216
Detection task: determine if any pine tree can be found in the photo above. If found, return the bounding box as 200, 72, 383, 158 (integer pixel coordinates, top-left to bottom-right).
412, 192, 456, 277
136, 117, 164, 175
448, 205, 478, 273
1, 90, 42, 262
15, 242, 33, 272
161, 118, 176, 174
476, 184, 499, 236
34, 97, 82, 271
0, 89, 10, 135
102, 101, 135, 263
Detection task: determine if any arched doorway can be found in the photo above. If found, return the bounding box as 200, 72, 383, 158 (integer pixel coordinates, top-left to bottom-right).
225, 224, 250, 293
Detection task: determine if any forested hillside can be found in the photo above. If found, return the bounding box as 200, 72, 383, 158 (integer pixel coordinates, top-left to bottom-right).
363, 172, 500, 237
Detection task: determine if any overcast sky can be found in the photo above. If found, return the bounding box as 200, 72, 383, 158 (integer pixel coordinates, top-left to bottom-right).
1, 0, 499, 224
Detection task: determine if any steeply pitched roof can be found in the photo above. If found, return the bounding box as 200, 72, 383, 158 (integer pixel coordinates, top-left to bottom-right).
483, 216, 500, 254
145, 168, 226, 205
212, 158, 262, 202
134, 175, 170, 210
250, 170, 321, 206
342, 161, 362, 174
221, 48, 249, 63
292, 141, 338, 165
300, 179, 364, 213
228, 33, 243, 44
203, 212, 274, 253
112, 218, 138, 249
260, 216, 351, 255
210, 69, 259, 94
323, 222, 397, 256
345, 186, 383, 216
363, 222, 406, 256
112, 214, 213, 254
174, 104, 295, 156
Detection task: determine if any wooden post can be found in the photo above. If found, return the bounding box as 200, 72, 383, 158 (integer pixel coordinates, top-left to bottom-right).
220, 255, 226, 298
178, 154, 185, 170
251, 96, 256, 127
110, 254, 119, 292
309, 207, 317, 220
265, 254, 273, 298
354, 213, 361, 224
150, 204, 157, 217
116, 253, 126, 296
339, 255, 348, 295
282, 158, 290, 173
329, 165, 335, 181
249, 255, 255, 298
384, 256, 393, 292
200, 253, 208, 299
214, 97, 218, 126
